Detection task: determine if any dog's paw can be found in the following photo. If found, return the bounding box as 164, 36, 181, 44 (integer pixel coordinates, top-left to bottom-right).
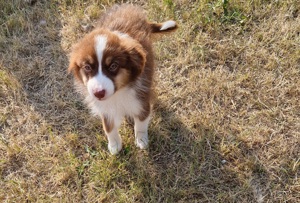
135, 132, 148, 149
108, 142, 122, 155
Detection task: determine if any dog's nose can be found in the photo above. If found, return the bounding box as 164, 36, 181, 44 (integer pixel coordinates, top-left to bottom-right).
94, 90, 106, 100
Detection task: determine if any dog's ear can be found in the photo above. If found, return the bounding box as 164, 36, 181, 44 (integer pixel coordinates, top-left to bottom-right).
68, 57, 79, 74
150, 20, 178, 34
122, 40, 147, 78
68, 58, 82, 81
68, 60, 75, 74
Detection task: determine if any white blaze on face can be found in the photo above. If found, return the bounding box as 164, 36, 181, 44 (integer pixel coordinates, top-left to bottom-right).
87, 35, 115, 100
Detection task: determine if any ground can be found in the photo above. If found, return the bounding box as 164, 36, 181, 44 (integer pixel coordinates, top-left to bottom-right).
0, 0, 299, 202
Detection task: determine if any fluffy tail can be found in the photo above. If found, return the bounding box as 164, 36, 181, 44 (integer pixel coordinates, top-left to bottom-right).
150, 20, 178, 34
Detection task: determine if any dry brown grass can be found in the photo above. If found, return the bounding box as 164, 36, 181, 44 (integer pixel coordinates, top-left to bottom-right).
0, 0, 299, 202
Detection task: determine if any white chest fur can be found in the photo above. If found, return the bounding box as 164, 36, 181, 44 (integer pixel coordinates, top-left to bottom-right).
86, 86, 142, 120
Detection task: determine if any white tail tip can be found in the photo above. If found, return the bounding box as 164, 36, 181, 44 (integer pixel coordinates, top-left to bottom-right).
160, 20, 176, 31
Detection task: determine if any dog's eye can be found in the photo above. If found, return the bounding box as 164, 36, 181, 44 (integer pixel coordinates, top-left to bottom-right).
109, 62, 119, 72
83, 64, 92, 72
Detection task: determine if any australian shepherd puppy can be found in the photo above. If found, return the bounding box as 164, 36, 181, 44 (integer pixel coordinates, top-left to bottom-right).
68, 4, 177, 155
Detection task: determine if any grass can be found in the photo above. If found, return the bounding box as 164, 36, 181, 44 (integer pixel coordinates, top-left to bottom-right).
0, 0, 299, 202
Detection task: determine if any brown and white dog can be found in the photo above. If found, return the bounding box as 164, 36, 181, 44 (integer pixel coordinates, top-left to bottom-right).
68, 4, 177, 154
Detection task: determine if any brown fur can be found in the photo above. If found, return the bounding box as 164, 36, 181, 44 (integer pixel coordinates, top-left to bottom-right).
102, 115, 114, 133
68, 4, 177, 125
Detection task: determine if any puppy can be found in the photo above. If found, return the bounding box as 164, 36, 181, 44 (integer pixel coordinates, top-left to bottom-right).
68, 4, 177, 154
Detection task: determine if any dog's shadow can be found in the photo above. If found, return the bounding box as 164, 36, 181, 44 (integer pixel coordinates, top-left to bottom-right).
123, 101, 235, 202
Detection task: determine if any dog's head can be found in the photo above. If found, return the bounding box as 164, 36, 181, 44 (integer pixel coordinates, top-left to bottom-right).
68, 29, 146, 100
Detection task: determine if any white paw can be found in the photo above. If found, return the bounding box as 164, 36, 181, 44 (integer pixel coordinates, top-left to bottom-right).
135, 132, 148, 149
108, 141, 122, 155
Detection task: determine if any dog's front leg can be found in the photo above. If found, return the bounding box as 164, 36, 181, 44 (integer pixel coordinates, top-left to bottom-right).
134, 115, 150, 149
102, 115, 122, 155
